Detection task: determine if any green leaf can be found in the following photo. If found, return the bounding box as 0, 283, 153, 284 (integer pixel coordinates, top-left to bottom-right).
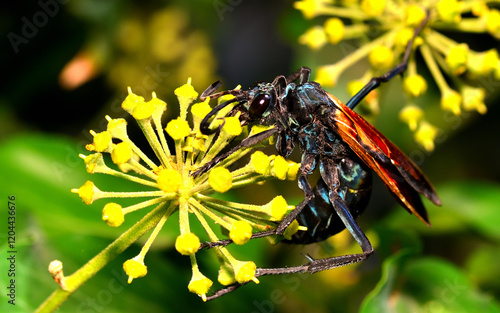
0, 135, 180, 311
361, 255, 500, 313
360, 248, 417, 313
436, 181, 500, 240
0, 134, 275, 312
385, 180, 500, 240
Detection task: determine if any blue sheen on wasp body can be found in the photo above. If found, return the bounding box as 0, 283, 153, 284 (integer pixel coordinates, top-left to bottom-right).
192, 11, 440, 300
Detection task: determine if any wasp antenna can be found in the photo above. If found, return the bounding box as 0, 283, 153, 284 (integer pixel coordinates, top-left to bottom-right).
201, 81, 222, 100
401, 9, 431, 66
200, 97, 241, 135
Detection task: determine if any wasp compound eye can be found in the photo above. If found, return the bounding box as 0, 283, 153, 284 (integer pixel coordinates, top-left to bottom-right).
248, 93, 272, 118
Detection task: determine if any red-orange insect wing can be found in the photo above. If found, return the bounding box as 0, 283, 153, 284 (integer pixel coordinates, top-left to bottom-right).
325, 93, 441, 225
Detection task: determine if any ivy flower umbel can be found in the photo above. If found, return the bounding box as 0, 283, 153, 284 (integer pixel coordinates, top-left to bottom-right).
295, 0, 500, 151
72, 79, 300, 301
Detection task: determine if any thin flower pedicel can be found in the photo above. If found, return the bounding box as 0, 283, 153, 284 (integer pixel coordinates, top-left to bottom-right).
71, 79, 300, 300
294, 0, 500, 151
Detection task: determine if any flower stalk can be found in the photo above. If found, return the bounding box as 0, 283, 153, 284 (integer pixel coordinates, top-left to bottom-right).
295, 0, 500, 151
40, 78, 304, 309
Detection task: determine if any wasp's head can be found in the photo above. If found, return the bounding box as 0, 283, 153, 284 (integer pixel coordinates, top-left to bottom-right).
244, 83, 276, 120
199, 82, 278, 135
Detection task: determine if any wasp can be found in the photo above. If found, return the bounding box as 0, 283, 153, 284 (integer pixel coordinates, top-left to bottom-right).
193, 12, 440, 300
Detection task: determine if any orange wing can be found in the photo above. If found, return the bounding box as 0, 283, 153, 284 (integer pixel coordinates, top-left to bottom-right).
325, 92, 441, 226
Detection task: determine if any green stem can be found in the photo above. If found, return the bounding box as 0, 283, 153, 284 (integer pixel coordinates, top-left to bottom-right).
432, 18, 487, 33
104, 165, 158, 188
330, 28, 398, 77
420, 43, 450, 94
152, 114, 173, 168
315, 5, 368, 20
126, 139, 158, 170
35, 202, 170, 313
138, 119, 170, 168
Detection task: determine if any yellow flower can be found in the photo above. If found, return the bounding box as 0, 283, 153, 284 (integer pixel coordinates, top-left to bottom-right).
250, 150, 271, 175
132, 99, 156, 120
369, 45, 394, 69
286, 161, 301, 181
294, 0, 497, 147
468, 49, 499, 76
73, 80, 313, 298
299, 26, 327, 50
232, 260, 259, 284
122, 87, 145, 113
229, 220, 253, 245
175, 232, 201, 256
486, 9, 500, 38
315, 64, 341, 87
222, 116, 242, 137
415, 121, 439, 151
123, 257, 148, 283
102, 203, 125, 227
472, 2, 489, 17
399, 105, 423, 131
271, 155, 289, 180
191, 100, 212, 127
175, 78, 199, 119
157, 168, 182, 193
405, 4, 426, 27
87, 131, 112, 153
268, 195, 292, 221
188, 272, 213, 302
403, 75, 427, 98
166, 117, 191, 140
208, 167, 233, 193
437, 0, 461, 23
294, 0, 330, 19
461, 86, 487, 114
218, 264, 236, 286
440, 89, 462, 116
111, 142, 132, 165
446, 44, 469, 75
347, 80, 365, 98
324, 18, 345, 44
283, 220, 307, 240
361, 0, 385, 17
73, 180, 98, 205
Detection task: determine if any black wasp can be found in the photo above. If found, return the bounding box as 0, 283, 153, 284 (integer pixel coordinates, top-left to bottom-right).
193, 12, 440, 300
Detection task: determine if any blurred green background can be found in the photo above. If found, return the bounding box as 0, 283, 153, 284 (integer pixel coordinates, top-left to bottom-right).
1, 1, 500, 312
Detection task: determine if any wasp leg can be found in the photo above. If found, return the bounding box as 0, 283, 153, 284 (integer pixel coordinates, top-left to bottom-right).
204, 193, 373, 301
285, 67, 311, 84
202, 156, 374, 300
200, 153, 317, 250
256, 195, 373, 275
192, 127, 280, 177
271, 75, 287, 96
255, 157, 373, 275
200, 194, 315, 249
346, 10, 430, 109
205, 203, 372, 301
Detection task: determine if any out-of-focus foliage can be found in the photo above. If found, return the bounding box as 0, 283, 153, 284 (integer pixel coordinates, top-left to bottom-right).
1, 1, 500, 312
